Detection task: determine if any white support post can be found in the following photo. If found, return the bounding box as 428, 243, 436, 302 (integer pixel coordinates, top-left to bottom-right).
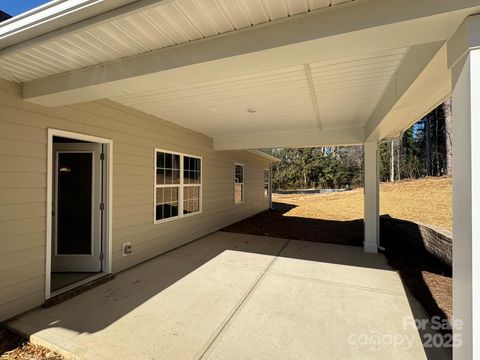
451, 48, 480, 360
447, 15, 480, 360
363, 142, 379, 253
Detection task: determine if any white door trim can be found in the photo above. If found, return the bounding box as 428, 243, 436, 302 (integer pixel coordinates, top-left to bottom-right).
45, 128, 113, 300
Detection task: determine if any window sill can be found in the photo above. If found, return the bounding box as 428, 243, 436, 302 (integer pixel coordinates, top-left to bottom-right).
154, 215, 181, 225
154, 210, 202, 224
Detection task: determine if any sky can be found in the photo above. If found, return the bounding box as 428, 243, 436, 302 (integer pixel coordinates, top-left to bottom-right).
0, 0, 52, 17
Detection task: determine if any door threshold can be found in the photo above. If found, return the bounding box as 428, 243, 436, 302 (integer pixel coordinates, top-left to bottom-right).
45, 273, 114, 308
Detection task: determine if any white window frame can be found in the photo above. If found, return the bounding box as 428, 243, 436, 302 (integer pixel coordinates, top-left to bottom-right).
234, 163, 244, 204
264, 168, 270, 198
154, 149, 202, 224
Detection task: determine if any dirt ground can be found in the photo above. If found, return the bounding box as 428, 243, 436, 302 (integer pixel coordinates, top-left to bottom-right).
223, 177, 453, 327
0, 327, 63, 360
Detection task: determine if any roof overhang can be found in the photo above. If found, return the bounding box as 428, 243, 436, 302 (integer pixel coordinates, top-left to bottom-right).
0, 0, 139, 49
247, 150, 280, 163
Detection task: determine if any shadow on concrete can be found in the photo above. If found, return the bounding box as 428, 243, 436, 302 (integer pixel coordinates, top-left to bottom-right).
223, 202, 451, 324
11, 230, 390, 336
223, 201, 453, 359
223, 201, 364, 247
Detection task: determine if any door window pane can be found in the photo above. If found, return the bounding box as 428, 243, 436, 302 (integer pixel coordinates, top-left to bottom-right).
57, 152, 92, 254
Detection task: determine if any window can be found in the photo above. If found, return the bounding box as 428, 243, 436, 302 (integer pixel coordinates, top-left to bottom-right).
183, 156, 201, 215
264, 169, 270, 198
155, 150, 201, 223
234, 163, 244, 204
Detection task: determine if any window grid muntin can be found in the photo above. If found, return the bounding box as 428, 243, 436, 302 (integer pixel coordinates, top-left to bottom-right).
155, 150, 202, 223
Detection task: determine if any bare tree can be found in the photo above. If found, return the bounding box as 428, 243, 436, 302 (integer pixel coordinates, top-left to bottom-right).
425, 116, 432, 176
396, 139, 401, 181
444, 98, 453, 176
434, 107, 440, 176
390, 140, 395, 182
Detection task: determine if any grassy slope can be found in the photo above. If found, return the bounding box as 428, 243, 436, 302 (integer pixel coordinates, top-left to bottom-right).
274, 176, 452, 232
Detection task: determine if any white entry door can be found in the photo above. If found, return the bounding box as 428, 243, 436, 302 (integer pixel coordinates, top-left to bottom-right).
52, 143, 103, 272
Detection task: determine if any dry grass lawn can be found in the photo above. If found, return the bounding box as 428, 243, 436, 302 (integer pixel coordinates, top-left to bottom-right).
274, 176, 452, 232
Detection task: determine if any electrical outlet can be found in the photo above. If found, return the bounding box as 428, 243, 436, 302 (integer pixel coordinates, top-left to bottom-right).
123, 242, 132, 256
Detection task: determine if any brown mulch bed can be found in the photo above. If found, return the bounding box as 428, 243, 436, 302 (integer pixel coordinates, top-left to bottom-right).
223, 177, 452, 334
384, 244, 452, 324
0, 328, 63, 360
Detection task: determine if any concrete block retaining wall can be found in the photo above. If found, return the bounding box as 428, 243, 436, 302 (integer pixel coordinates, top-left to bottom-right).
380, 216, 452, 268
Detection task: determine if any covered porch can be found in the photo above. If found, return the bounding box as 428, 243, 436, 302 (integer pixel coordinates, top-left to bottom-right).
1, 0, 479, 358
8, 231, 448, 360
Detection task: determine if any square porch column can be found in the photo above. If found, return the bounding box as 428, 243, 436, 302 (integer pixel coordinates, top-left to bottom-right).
448, 15, 480, 360
451, 47, 480, 360
363, 142, 379, 253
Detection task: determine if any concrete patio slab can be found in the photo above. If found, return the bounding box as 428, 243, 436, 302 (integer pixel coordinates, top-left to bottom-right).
8, 232, 448, 360
205, 243, 427, 360
269, 240, 406, 294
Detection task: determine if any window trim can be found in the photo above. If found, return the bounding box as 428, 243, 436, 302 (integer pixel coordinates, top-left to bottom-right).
154, 148, 202, 224
234, 163, 244, 205
264, 168, 270, 198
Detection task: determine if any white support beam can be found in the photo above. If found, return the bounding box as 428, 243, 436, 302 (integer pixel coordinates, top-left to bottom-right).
447, 14, 480, 70
448, 14, 480, 360
213, 128, 364, 150
364, 41, 449, 142
363, 15, 480, 143
363, 142, 379, 253
21, 0, 480, 106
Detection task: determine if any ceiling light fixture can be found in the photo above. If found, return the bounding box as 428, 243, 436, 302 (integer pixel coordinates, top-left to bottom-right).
247, 108, 257, 113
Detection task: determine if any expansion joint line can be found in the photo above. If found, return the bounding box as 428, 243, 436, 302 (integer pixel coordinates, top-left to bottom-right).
197, 238, 290, 359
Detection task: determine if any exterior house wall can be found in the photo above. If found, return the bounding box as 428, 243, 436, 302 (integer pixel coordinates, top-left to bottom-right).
0, 79, 272, 322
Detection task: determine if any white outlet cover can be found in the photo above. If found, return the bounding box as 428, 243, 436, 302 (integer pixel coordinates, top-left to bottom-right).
123, 242, 132, 256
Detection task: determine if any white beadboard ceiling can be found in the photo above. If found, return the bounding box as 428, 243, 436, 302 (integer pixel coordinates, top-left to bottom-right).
0, 0, 412, 138
111, 47, 408, 136
0, 0, 355, 83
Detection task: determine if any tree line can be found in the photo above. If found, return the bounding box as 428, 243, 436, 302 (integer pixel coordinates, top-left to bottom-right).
266, 100, 452, 191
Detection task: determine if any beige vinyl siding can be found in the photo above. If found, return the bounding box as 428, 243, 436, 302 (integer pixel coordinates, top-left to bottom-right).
0, 78, 271, 322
